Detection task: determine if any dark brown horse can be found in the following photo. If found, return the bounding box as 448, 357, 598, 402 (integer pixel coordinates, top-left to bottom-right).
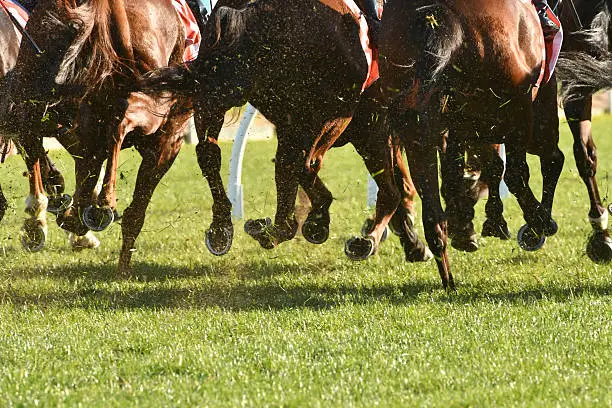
3, 0, 190, 267
140, 0, 419, 267
378, 0, 562, 288
555, 0, 612, 263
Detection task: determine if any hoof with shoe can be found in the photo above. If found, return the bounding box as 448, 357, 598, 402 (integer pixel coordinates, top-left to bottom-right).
451, 233, 479, 252
48, 194, 73, 216
360, 218, 389, 243
586, 230, 612, 264
21, 220, 47, 252
481, 219, 511, 240
69, 231, 100, 251
517, 224, 546, 251
244, 218, 276, 249
345, 236, 376, 260
82, 205, 115, 232
205, 225, 233, 256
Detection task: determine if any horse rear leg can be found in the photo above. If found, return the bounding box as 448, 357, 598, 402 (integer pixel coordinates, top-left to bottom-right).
244, 132, 301, 249
298, 169, 333, 245
481, 144, 510, 240
565, 95, 612, 263
194, 111, 233, 256
118, 136, 182, 273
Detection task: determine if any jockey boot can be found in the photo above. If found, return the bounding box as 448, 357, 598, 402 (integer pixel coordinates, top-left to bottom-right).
361, 0, 381, 48
533, 0, 560, 39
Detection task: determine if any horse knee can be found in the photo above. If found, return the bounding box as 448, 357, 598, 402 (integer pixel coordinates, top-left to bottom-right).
196, 142, 222, 175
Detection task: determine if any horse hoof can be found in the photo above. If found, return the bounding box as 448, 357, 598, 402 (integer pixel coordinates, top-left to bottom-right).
20, 223, 46, 252
451, 234, 479, 252
586, 231, 612, 264
544, 218, 558, 236
302, 220, 329, 244
82, 205, 114, 232
405, 246, 434, 262
48, 194, 73, 216
69, 231, 100, 251
345, 236, 376, 260
517, 224, 546, 251
244, 218, 276, 249
205, 226, 233, 256
360, 218, 389, 243
482, 219, 511, 240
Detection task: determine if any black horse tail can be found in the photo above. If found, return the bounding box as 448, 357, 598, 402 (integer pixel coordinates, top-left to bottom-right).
556, 52, 612, 101
138, 62, 199, 97
411, 3, 464, 82
556, 7, 612, 101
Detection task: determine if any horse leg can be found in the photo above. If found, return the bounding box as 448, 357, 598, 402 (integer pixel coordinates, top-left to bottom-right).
565, 95, 612, 263
194, 111, 233, 256
406, 141, 453, 289
245, 134, 301, 249
118, 138, 182, 273
298, 169, 333, 245
504, 98, 551, 251
534, 76, 563, 238
0, 184, 6, 222
18, 128, 49, 252
441, 131, 478, 252
481, 144, 511, 239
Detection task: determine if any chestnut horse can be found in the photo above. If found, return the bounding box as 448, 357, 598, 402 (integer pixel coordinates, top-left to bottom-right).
555, 0, 612, 263
379, 0, 562, 288
3, 0, 190, 267
140, 0, 415, 266
0, 2, 101, 249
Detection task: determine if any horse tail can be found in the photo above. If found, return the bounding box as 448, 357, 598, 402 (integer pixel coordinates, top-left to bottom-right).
556, 52, 612, 100
138, 62, 199, 97
411, 3, 464, 82
556, 7, 612, 101
55, 0, 131, 91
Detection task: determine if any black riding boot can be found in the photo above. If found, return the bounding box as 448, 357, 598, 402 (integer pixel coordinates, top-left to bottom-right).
360, 0, 381, 48
533, 0, 560, 39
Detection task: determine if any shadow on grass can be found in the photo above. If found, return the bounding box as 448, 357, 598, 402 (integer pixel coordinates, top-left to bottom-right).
1, 261, 611, 311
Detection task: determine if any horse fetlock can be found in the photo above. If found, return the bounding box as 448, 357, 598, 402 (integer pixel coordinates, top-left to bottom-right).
589, 210, 609, 231
24, 194, 48, 218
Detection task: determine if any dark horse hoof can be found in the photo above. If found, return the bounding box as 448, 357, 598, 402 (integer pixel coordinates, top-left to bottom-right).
47, 194, 73, 216
586, 230, 612, 264
517, 224, 546, 251
451, 233, 479, 252
20, 221, 46, 252
244, 218, 276, 249
205, 225, 233, 256
360, 218, 389, 243
482, 219, 511, 240
345, 236, 375, 260
544, 218, 558, 237
82, 205, 115, 232
302, 209, 330, 244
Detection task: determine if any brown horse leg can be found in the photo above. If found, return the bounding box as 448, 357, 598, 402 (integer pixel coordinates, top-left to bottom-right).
390, 147, 432, 261
118, 139, 182, 273
481, 144, 510, 239
19, 128, 49, 252
565, 95, 612, 263
406, 142, 453, 289
194, 111, 233, 256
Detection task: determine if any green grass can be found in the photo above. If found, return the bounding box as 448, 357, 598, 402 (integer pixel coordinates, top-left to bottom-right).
0, 116, 611, 407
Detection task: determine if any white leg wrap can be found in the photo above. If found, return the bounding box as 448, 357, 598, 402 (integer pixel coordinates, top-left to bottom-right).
589, 210, 608, 231
25, 194, 48, 222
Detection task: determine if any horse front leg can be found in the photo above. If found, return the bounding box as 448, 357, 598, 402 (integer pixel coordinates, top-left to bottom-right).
194, 110, 233, 256
565, 95, 612, 263
480, 144, 511, 240
245, 135, 300, 249
407, 142, 453, 289
118, 138, 182, 273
